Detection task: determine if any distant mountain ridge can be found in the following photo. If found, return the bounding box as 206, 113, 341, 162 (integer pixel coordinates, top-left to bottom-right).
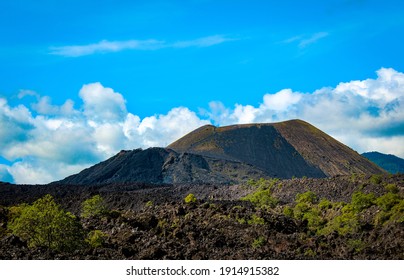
362, 152, 404, 174
56, 120, 385, 185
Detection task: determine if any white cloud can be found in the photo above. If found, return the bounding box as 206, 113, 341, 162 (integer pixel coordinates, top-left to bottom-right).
17, 89, 39, 99
123, 107, 209, 147
262, 89, 302, 111
31, 96, 77, 116
79, 82, 127, 122
208, 67, 404, 157
1, 68, 403, 184
298, 32, 329, 48
49, 35, 235, 57
0, 83, 209, 184
172, 35, 236, 48
8, 160, 90, 185
282, 32, 329, 48
49, 39, 165, 57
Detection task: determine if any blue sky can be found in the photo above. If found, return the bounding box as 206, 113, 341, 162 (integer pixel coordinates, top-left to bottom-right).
0, 0, 403, 183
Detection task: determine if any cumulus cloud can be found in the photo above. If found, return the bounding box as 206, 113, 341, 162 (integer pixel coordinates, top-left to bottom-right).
0, 83, 209, 184
207, 67, 404, 158
50, 35, 235, 57
79, 82, 127, 122
0, 68, 403, 184
123, 107, 209, 147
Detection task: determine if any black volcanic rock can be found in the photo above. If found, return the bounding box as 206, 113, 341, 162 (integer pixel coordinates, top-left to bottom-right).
168, 123, 325, 178
362, 151, 404, 174
56, 148, 269, 185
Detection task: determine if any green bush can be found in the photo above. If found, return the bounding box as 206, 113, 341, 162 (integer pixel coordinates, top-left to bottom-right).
8, 194, 84, 251
252, 236, 266, 248
302, 208, 325, 230
86, 230, 108, 248
350, 191, 375, 212
296, 191, 318, 204
389, 200, 404, 223
293, 201, 311, 220
385, 184, 399, 194
304, 248, 316, 257
81, 195, 107, 218
376, 193, 400, 211
370, 174, 382, 185
247, 214, 265, 225
283, 206, 294, 217
329, 211, 359, 235
184, 193, 197, 204
242, 179, 278, 208
318, 199, 332, 210
375, 199, 404, 225
242, 188, 278, 208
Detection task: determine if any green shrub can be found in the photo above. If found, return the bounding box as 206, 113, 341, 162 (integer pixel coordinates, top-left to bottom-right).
376, 193, 400, 211
247, 214, 265, 225
184, 193, 197, 204
389, 200, 404, 223
242, 188, 278, 208
81, 195, 107, 218
242, 179, 278, 208
350, 191, 375, 212
304, 248, 316, 257
283, 206, 294, 217
302, 208, 325, 230
296, 191, 318, 204
370, 174, 382, 185
145, 200, 153, 207
293, 202, 311, 220
8, 194, 84, 251
252, 236, 266, 248
385, 184, 399, 194
86, 230, 108, 248
318, 199, 332, 210
376, 199, 404, 225
329, 211, 359, 235
347, 239, 366, 253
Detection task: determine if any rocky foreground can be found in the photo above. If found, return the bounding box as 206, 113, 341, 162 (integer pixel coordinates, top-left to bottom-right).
0, 174, 403, 259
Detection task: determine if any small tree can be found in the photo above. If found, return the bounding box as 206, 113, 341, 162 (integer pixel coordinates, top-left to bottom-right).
81, 195, 107, 218
8, 194, 84, 251
86, 230, 108, 248
351, 191, 375, 212
184, 193, 197, 204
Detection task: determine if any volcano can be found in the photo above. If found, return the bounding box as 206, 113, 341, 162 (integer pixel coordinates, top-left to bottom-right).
57, 119, 384, 185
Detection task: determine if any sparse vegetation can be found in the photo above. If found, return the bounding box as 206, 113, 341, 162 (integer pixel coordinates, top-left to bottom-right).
184, 193, 197, 204
81, 195, 107, 218
242, 178, 278, 208
0, 174, 402, 259
8, 194, 84, 251
370, 174, 382, 185
247, 214, 265, 225
350, 191, 376, 212
86, 230, 108, 248
252, 236, 266, 248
